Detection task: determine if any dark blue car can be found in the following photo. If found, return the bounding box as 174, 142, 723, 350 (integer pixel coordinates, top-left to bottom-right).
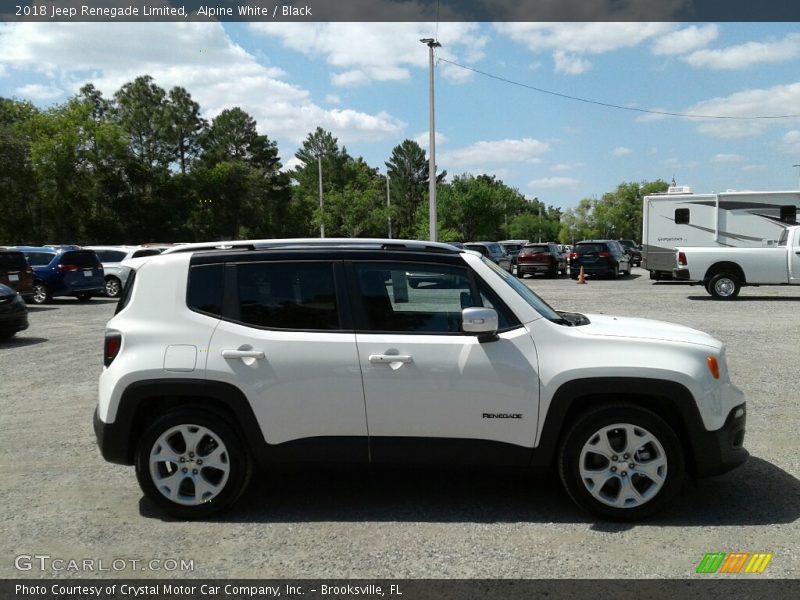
13, 246, 105, 304
0, 283, 28, 339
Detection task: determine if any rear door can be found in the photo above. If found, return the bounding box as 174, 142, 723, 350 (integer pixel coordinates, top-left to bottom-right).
60, 251, 104, 291
790, 230, 800, 283
350, 260, 540, 465
205, 260, 368, 462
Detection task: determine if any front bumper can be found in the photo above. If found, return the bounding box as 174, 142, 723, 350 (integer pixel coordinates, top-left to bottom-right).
692, 403, 748, 478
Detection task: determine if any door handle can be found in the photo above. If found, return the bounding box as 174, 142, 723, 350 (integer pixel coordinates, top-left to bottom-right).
222, 349, 265, 360
368, 354, 412, 364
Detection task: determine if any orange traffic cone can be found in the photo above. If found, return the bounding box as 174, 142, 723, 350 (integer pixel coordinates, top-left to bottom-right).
577, 266, 587, 284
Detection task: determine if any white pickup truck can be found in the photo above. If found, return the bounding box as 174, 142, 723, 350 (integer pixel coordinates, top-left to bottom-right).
673, 225, 800, 299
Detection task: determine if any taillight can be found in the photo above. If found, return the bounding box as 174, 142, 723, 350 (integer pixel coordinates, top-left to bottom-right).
678, 252, 687, 266
95, 263, 102, 270
58, 264, 79, 273
25, 267, 32, 274
598, 252, 610, 258
104, 331, 122, 367
569, 252, 578, 261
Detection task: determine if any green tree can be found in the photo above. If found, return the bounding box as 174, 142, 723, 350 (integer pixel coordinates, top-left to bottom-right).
385, 140, 429, 239
0, 98, 38, 243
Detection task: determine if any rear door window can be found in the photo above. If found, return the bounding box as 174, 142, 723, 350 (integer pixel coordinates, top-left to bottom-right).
96, 250, 127, 262
131, 249, 162, 258
187, 264, 224, 317
236, 262, 339, 331
23, 252, 55, 266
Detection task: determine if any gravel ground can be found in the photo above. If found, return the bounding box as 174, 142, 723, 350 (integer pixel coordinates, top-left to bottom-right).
0, 268, 798, 579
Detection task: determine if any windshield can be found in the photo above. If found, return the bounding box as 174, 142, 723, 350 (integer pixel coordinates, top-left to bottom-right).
479, 256, 563, 322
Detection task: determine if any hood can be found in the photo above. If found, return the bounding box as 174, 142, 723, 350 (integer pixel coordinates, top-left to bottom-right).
577, 313, 721, 349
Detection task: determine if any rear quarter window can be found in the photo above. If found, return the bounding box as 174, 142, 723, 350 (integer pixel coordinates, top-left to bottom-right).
23, 252, 56, 266
187, 264, 224, 317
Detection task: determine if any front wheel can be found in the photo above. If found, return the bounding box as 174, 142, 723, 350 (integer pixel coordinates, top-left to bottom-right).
708, 273, 741, 300
558, 405, 685, 521
135, 409, 252, 519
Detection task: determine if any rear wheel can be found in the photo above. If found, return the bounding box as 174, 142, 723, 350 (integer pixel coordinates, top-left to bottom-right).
105, 276, 122, 298
548, 265, 559, 278
31, 283, 50, 305
136, 409, 252, 519
708, 273, 741, 300
558, 404, 685, 521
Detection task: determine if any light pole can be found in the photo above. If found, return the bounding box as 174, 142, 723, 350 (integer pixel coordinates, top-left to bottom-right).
386, 174, 392, 239
421, 37, 441, 242
318, 154, 324, 238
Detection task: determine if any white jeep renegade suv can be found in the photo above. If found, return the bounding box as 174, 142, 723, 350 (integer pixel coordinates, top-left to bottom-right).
95, 239, 747, 520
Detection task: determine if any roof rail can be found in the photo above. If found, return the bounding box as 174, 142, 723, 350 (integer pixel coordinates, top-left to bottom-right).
162, 238, 461, 255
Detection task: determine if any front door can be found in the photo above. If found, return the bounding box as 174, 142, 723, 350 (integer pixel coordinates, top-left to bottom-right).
350, 261, 540, 465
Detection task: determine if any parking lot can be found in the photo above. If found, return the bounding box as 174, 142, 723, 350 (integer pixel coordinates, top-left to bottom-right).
1, 267, 798, 579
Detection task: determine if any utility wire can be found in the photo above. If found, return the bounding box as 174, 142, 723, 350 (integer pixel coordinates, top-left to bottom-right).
437, 57, 800, 121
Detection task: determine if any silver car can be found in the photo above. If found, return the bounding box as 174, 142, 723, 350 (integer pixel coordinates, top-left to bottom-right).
85, 246, 163, 297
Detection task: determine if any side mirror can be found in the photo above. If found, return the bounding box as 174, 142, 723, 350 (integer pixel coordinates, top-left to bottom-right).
462, 307, 499, 342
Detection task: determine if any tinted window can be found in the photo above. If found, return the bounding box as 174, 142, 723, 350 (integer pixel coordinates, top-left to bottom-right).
575, 243, 607, 254
675, 208, 690, 224
0, 252, 27, 269
355, 263, 475, 333
464, 244, 489, 256
487, 243, 504, 256
523, 245, 549, 253
23, 252, 55, 266
62, 251, 98, 267
115, 269, 136, 315
187, 264, 224, 316
132, 249, 162, 258
780, 205, 797, 223
237, 263, 338, 330
96, 250, 127, 263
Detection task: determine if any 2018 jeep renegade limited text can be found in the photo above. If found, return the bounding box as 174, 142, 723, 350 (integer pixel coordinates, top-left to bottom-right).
94, 239, 748, 521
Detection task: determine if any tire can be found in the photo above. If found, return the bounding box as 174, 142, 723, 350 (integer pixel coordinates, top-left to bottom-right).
105, 276, 122, 298
558, 404, 685, 521
135, 409, 252, 519
548, 265, 558, 279
608, 265, 619, 280
708, 273, 741, 300
31, 282, 50, 305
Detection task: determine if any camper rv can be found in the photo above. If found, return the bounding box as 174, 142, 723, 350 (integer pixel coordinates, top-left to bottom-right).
642, 186, 800, 279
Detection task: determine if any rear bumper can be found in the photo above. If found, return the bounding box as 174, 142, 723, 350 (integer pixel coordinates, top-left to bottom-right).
94, 405, 131, 465
518, 263, 555, 274
673, 268, 692, 281
692, 403, 749, 478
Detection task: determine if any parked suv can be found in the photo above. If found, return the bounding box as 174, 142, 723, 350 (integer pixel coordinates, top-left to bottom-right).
618, 240, 642, 267
95, 239, 747, 521
463, 242, 512, 272
516, 242, 567, 278
13, 246, 104, 304
0, 249, 34, 301
570, 240, 631, 279
86, 245, 163, 298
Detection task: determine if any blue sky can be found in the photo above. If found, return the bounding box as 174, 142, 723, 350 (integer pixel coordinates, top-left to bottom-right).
2, 21, 800, 208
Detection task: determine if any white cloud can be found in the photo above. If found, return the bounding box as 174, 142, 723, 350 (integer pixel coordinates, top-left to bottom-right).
15, 83, 63, 100
0, 22, 405, 145
494, 23, 673, 75
777, 130, 800, 155
742, 164, 768, 172
413, 130, 448, 149
250, 22, 487, 87
527, 177, 578, 191
325, 93, 340, 105
553, 51, 591, 75
494, 22, 673, 55
439, 138, 549, 169
611, 147, 632, 157
712, 153, 745, 164
636, 109, 671, 123
651, 25, 719, 56
683, 33, 800, 70
550, 162, 583, 172
686, 83, 800, 138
